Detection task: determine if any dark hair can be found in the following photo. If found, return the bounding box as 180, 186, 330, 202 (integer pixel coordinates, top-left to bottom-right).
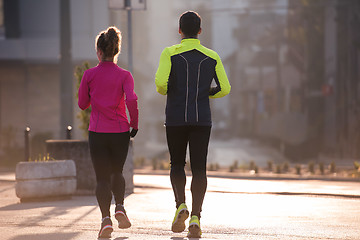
179, 11, 201, 38
96, 26, 122, 60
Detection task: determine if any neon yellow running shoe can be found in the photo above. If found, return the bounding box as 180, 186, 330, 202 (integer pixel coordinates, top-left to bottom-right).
171, 203, 189, 233
187, 215, 202, 238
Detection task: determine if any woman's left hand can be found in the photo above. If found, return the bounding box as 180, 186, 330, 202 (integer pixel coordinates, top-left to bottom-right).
130, 128, 138, 138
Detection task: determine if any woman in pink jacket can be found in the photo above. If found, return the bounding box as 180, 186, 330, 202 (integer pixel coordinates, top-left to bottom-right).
78, 26, 138, 238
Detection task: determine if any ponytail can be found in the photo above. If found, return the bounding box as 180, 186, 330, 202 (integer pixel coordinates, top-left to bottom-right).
95, 26, 122, 61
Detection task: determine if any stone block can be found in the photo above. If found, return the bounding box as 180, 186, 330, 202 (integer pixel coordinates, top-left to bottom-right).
46, 139, 134, 194
15, 160, 77, 200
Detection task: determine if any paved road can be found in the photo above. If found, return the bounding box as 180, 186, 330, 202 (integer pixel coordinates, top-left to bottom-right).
0, 173, 360, 239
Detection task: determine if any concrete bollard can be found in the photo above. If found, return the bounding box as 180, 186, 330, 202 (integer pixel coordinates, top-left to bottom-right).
15, 160, 77, 201
46, 140, 95, 192
24, 127, 30, 162
66, 126, 72, 139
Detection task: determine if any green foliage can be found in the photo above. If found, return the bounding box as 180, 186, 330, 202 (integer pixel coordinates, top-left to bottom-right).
354, 161, 360, 171
282, 161, 289, 173
134, 156, 146, 169
29, 153, 54, 162
329, 161, 336, 174
248, 160, 258, 174
208, 163, 220, 171
267, 160, 273, 172
254, 165, 259, 174
352, 161, 360, 178
30, 131, 53, 161
319, 162, 325, 175
232, 160, 238, 169
308, 161, 315, 174
295, 164, 302, 175
229, 160, 239, 172
275, 164, 282, 174
152, 158, 158, 170
75, 62, 91, 137
159, 160, 170, 170
249, 160, 256, 170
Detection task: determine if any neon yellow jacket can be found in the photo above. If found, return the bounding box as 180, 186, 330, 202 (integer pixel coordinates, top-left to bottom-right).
155, 38, 231, 126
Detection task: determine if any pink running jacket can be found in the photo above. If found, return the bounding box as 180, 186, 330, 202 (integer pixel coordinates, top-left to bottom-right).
78, 61, 138, 133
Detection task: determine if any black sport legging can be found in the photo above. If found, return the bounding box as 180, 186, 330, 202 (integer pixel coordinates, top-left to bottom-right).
166, 125, 211, 218
89, 131, 130, 218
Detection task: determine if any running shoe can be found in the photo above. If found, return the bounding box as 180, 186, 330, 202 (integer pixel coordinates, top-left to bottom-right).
171, 203, 189, 233
187, 215, 202, 238
98, 216, 113, 238
115, 204, 131, 229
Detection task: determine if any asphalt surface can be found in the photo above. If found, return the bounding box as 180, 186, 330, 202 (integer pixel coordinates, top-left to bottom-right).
0, 171, 360, 240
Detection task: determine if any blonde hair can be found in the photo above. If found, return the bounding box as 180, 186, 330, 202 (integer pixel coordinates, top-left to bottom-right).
95, 26, 122, 62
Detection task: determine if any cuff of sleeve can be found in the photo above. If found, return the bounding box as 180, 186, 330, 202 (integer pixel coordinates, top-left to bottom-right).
126, 99, 139, 130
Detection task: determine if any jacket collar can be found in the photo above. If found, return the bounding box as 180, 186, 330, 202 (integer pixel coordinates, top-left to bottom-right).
181, 38, 200, 45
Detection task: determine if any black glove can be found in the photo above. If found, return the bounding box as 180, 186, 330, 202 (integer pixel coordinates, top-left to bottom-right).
130, 128, 138, 138
209, 86, 220, 96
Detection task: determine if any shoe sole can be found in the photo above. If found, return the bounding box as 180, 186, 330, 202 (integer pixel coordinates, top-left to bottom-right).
188, 224, 201, 238
115, 211, 132, 229
98, 225, 113, 238
171, 209, 189, 233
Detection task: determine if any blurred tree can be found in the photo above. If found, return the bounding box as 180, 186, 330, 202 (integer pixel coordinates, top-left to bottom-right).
287, 0, 360, 159
75, 62, 91, 137
335, 0, 360, 158
286, 0, 326, 158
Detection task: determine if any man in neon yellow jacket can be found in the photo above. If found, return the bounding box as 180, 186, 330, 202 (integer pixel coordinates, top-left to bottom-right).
155, 11, 231, 238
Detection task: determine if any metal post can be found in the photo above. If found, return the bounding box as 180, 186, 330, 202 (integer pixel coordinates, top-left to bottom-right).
66, 125, 72, 140
60, 0, 73, 138
125, 0, 133, 73
274, 14, 282, 112
24, 127, 30, 161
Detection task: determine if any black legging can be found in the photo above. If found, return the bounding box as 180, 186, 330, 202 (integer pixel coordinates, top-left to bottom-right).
89, 131, 130, 218
166, 126, 211, 218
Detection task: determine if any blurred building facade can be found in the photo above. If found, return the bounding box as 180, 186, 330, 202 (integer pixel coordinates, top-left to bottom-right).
0, 0, 110, 163
1, 0, 359, 165
285, 0, 360, 159
0, 0, 229, 163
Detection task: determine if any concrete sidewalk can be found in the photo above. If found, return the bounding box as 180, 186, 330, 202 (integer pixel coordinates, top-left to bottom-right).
0, 172, 360, 239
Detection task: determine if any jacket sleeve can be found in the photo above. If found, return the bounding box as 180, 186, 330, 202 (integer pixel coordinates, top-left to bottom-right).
209, 54, 231, 99
78, 71, 91, 110
123, 72, 139, 130
155, 48, 171, 95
